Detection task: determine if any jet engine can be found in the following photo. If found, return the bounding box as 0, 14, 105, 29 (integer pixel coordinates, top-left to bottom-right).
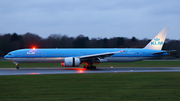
61, 57, 81, 67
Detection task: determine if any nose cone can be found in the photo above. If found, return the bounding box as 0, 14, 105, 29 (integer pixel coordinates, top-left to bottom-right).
4, 55, 8, 59
4, 54, 11, 60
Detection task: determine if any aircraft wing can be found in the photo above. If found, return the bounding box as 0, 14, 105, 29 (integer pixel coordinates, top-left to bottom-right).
78, 50, 124, 59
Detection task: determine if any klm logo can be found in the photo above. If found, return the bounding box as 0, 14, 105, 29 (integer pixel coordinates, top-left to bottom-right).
151, 38, 163, 45
27, 50, 35, 54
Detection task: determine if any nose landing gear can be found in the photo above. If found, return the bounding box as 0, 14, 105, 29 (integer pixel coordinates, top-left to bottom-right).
14, 62, 19, 69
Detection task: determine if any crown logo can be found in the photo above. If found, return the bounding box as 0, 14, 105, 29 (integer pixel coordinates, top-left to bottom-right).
154, 38, 160, 41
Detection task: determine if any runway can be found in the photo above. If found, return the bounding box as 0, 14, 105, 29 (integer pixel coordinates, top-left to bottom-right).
1, 67, 180, 76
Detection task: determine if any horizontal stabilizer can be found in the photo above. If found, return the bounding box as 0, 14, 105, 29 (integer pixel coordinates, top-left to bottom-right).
151, 50, 176, 55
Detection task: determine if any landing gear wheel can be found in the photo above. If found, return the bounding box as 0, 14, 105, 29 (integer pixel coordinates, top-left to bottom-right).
92, 66, 96, 70
90, 66, 96, 70
86, 66, 96, 70
83, 65, 87, 68
86, 66, 90, 69
16, 65, 19, 69
16, 66, 19, 69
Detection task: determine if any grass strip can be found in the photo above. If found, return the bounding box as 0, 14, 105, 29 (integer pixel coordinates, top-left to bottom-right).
0, 73, 180, 101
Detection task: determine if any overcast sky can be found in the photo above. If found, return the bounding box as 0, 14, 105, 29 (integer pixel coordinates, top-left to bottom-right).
0, 0, 180, 39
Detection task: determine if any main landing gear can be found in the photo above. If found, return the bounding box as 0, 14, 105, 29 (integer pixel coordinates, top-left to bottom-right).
83, 65, 96, 70
83, 61, 97, 70
14, 62, 19, 69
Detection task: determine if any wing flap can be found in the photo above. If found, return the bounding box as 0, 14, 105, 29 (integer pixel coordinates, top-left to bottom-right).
78, 50, 124, 59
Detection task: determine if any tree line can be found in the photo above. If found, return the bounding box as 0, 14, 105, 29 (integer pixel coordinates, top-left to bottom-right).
0, 33, 179, 58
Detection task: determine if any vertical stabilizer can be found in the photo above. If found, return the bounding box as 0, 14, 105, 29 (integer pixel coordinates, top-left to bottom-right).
144, 27, 169, 50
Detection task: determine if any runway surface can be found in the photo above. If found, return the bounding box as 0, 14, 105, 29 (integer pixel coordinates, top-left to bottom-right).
1, 67, 180, 76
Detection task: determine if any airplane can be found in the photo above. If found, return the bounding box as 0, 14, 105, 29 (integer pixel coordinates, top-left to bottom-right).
4, 27, 172, 69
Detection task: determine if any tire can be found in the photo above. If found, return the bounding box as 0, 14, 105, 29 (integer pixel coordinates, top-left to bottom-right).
93, 66, 96, 70
86, 66, 90, 69
16, 66, 19, 69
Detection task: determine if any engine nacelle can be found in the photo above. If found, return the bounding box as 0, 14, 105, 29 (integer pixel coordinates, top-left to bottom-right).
62, 57, 81, 67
